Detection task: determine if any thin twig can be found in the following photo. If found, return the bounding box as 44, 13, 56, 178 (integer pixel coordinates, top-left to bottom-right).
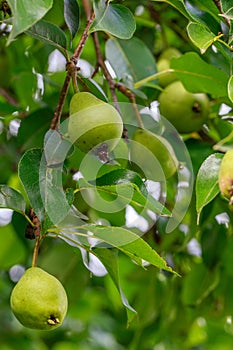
213, 0, 231, 27
28, 208, 42, 267
0, 87, 18, 106
32, 236, 41, 267
92, 32, 120, 110
93, 32, 144, 129
50, 10, 95, 130
82, 0, 92, 20
82, 0, 143, 131
72, 11, 95, 59
50, 74, 71, 130
116, 83, 144, 129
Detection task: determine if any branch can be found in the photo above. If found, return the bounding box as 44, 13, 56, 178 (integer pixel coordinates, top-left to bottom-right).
213, 0, 231, 28
50, 74, 71, 130
92, 32, 144, 131
81, 0, 143, 132
50, 10, 95, 130
92, 32, 119, 108
72, 11, 95, 60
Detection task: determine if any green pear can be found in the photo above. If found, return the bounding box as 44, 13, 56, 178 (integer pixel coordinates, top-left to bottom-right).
130, 128, 179, 180
158, 81, 209, 133
218, 149, 233, 204
10, 267, 68, 330
159, 47, 181, 61
68, 92, 123, 153
157, 47, 181, 87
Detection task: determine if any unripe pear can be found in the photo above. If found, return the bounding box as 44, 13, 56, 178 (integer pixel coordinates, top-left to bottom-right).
159, 47, 181, 61
157, 47, 181, 87
158, 81, 209, 133
10, 267, 68, 330
68, 92, 123, 153
130, 128, 179, 180
218, 149, 233, 204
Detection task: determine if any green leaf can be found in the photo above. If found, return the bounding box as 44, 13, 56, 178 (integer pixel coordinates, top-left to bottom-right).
105, 37, 157, 84
64, 0, 80, 39
0, 224, 26, 269
184, 0, 220, 31
171, 52, 228, 97
91, 1, 136, 39
26, 20, 68, 55
56, 225, 177, 274
7, 0, 53, 45
77, 178, 171, 216
187, 22, 217, 54
93, 248, 137, 326
181, 262, 220, 306
77, 77, 108, 101
0, 185, 26, 214
196, 153, 223, 223
17, 108, 52, 151
18, 146, 75, 229
42, 132, 75, 226
228, 75, 233, 103
18, 148, 45, 222
13, 72, 38, 110
151, 0, 191, 20
94, 168, 145, 191
0, 101, 18, 116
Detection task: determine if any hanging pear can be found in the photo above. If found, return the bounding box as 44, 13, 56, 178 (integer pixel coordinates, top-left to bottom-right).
130, 128, 179, 181
68, 92, 123, 154
10, 267, 68, 330
158, 81, 209, 133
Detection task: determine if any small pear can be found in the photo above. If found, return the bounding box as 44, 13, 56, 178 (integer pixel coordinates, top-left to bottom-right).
10, 267, 68, 330
68, 92, 123, 153
130, 128, 179, 180
157, 47, 181, 87
158, 81, 209, 133
218, 149, 233, 204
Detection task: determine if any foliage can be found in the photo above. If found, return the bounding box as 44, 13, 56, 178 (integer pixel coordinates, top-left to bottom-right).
0, 0, 233, 348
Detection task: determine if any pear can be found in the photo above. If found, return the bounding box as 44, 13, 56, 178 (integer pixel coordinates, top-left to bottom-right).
10, 267, 68, 330
218, 149, 233, 204
158, 81, 209, 133
68, 92, 123, 153
159, 47, 181, 61
130, 128, 179, 180
157, 47, 181, 87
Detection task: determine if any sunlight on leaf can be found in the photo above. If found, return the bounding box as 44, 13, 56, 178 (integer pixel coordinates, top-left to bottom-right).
7, 0, 53, 45
196, 154, 223, 223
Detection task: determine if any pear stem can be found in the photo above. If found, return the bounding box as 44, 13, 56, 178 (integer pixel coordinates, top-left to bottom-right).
32, 236, 41, 267
130, 94, 145, 129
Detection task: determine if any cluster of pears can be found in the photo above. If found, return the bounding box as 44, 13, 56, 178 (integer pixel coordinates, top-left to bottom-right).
218, 149, 233, 205
157, 48, 210, 134
67, 90, 179, 179
10, 267, 68, 330
68, 91, 123, 154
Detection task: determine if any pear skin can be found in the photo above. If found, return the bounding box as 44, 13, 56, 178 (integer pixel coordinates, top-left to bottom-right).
10, 267, 68, 330
157, 47, 181, 87
68, 92, 123, 153
130, 128, 179, 180
158, 81, 209, 133
218, 149, 233, 204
